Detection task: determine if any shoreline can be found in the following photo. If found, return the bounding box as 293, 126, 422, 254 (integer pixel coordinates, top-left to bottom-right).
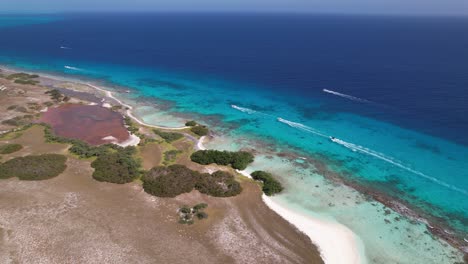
81, 82, 368, 264
1, 64, 467, 261
235, 169, 366, 264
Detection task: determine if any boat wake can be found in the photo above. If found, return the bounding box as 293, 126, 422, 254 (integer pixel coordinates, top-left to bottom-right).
231, 104, 257, 114
64, 65, 82, 71
60, 46, 72, 50
323, 89, 370, 103
277, 118, 327, 138
331, 138, 468, 196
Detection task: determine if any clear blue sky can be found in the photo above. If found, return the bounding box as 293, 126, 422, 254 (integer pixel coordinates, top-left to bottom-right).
1, 0, 467, 16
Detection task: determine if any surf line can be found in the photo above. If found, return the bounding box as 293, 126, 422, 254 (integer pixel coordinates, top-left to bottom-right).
331, 137, 468, 196
85, 83, 190, 131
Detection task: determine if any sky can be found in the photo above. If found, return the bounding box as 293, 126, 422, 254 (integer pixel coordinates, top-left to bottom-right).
0, 0, 467, 16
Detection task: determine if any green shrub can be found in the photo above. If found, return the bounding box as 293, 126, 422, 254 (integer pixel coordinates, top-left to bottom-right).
153, 129, 183, 143
185, 120, 197, 126
0, 154, 67, 180
251, 171, 284, 196
91, 147, 140, 184
142, 165, 242, 198
193, 203, 208, 211
196, 212, 208, 219
142, 165, 199, 197
196, 171, 242, 197
163, 149, 182, 165
14, 79, 39, 85
45, 89, 64, 102
7, 73, 39, 80
124, 116, 139, 134
0, 143, 23, 154
191, 125, 209, 136
190, 150, 254, 170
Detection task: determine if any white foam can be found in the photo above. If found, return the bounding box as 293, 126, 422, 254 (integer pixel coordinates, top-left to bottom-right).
331, 138, 468, 196
277, 117, 327, 138
85, 83, 190, 130
64, 65, 82, 71
231, 104, 257, 114
323, 89, 370, 103
60, 46, 72, 50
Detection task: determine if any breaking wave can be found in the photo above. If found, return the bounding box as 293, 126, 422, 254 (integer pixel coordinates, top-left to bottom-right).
277, 118, 327, 138
323, 89, 370, 103
331, 138, 468, 196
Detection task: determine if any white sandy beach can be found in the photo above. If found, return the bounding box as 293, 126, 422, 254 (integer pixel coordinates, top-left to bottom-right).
236, 170, 365, 263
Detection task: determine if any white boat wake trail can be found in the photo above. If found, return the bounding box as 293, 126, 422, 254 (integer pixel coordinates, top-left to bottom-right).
331, 138, 468, 196
231, 104, 274, 117
231, 104, 257, 114
64, 65, 82, 71
323, 89, 370, 103
277, 118, 328, 138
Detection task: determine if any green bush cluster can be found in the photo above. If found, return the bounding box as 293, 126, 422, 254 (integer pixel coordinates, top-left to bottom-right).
6, 73, 39, 80
43, 124, 115, 158
190, 125, 209, 136
185, 120, 197, 126
153, 129, 183, 143
91, 146, 140, 184
178, 203, 209, 225
0, 154, 67, 180
163, 149, 182, 165
45, 89, 66, 102
142, 164, 242, 198
1, 115, 34, 127
250, 171, 284, 196
190, 150, 254, 170
196, 171, 242, 197
7, 73, 40, 85
0, 143, 23, 154
124, 116, 139, 134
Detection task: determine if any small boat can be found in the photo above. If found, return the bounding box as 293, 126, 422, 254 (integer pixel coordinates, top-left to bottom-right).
329, 136, 338, 142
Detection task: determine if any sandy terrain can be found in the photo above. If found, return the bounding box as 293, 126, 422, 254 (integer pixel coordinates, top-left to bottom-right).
0, 126, 323, 264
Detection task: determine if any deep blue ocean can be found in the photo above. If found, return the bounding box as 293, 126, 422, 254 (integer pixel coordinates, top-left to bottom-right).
1, 14, 467, 260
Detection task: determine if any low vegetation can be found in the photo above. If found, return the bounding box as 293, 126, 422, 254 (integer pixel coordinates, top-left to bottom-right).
250, 171, 284, 196
142, 165, 199, 197
196, 170, 242, 197
6, 73, 40, 85
45, 89, 69, 102
142, 164, 242, 198
178, 203, 208, 225
1, 115, 35, 127
163, 149, 182, 165
153, 129, 183, 143
185, 120, 197, 127
190, 150, 254, 170
0, 154, 67, 180
190, 125, 209, 136
0, 143, 23, 154
124, 116, 139, 134
91, 146, 140, 184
